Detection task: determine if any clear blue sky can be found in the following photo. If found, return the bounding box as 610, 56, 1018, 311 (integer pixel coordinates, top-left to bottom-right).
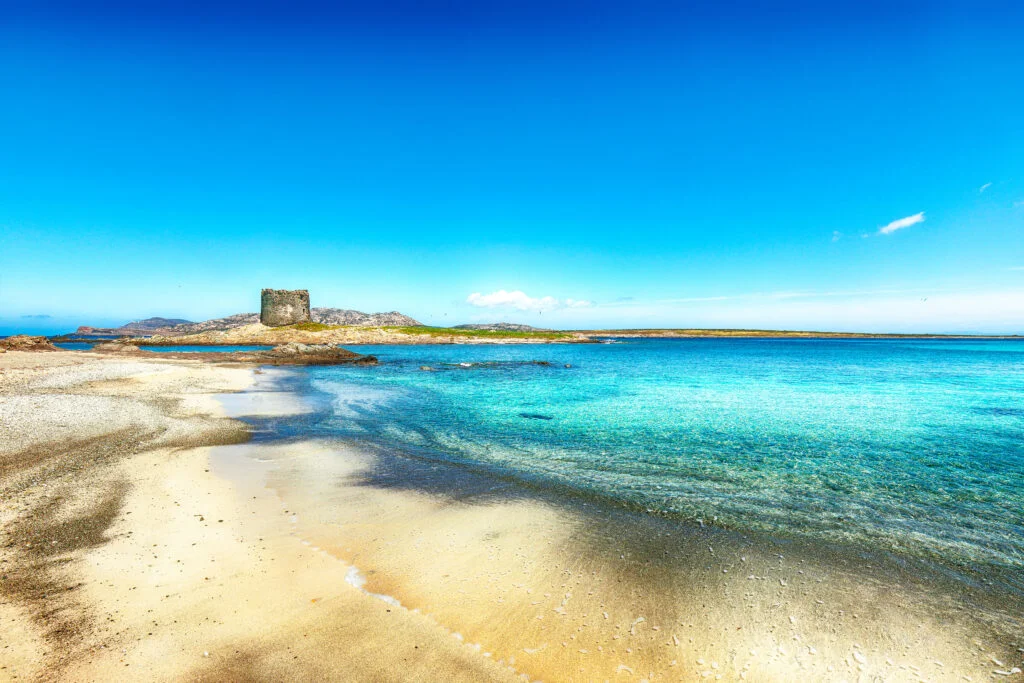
2, 1, 1022, 334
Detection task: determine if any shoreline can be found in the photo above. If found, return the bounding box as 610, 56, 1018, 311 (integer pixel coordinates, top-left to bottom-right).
0, 351, 519, 681
224, 366, 1024, 680
215, 432, 1022, 681
2, 351, 1021, 680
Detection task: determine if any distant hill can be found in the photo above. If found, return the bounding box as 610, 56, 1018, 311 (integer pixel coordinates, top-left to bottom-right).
77, 309, 421, 337
312, 308, 421, 327
76, 317, 193, 335
454, 323, 549, 332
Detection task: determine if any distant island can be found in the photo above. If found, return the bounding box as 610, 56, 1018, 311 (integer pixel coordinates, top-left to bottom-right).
76, 316, 193, 335
453, 323, 549, 332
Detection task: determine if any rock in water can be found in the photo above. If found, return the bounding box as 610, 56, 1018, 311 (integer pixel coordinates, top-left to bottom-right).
93, 343, 141, 353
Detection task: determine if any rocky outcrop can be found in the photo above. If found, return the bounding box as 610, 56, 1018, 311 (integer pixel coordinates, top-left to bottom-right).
159, 313, 261, 335
261, 289, 311, 327
73, 308, 423, 338
310, 308, 421, 326
260, 344, 377, 365
0, 335, 58, 352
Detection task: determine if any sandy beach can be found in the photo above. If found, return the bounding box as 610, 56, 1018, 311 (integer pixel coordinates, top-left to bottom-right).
0, 352, 517, 681
2, 350, 1021, 681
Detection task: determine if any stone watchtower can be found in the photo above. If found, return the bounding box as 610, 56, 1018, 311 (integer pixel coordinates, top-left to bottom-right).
260, 289, 311, 327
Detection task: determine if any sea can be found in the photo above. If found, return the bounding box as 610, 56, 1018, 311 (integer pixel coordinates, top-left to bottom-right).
270, 337, 1024, 595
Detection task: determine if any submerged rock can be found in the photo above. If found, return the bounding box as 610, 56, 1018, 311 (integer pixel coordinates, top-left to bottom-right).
93, 343, 140, 353
260, 343, 376, 366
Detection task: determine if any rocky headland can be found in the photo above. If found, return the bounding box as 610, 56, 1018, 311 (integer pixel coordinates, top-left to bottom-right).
77, 309, 422, 337
0, 335, 59, 352
117, 323, 590, 347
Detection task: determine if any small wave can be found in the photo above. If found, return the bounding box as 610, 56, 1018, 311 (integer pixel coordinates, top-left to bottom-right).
345, 565, 402, 607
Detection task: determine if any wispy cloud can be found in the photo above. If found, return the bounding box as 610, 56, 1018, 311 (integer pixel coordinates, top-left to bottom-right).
877, 211, 925, 235
1010, 266, 1024, 271
20, 314, 52, 319
831, 230, 842, 242
467, 290, 591, 311
1014, 200, 1024, 208
979, 182, 992, 193
631, 287, 945, 308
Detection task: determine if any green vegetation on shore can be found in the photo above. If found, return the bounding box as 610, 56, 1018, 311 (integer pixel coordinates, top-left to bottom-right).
284, 321, 342, 332
578, 328, 1023, 338
385, 325, 573, 340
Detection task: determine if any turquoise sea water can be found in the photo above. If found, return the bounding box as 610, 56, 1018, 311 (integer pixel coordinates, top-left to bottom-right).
298, 339, 1023, 589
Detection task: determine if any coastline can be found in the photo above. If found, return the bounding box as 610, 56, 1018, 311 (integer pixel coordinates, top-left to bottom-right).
2, 351, 1021, 680
47, 322, 1023, 352
577, 329, 1024, 340
92, 325, 1024, 349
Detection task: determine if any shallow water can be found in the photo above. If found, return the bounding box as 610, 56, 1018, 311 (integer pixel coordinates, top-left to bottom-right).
54, 342, 96, 350
53, 343, 274, 352
293, 338, 1024, 594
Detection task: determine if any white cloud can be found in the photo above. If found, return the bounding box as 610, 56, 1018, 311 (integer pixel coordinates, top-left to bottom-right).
466, 290, 591, 311
877, 211, 925, 235
831, 230, 842, 242
979, 182, 992, 193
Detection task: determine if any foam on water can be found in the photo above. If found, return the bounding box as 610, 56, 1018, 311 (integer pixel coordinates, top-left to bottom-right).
344, 565, 402, 607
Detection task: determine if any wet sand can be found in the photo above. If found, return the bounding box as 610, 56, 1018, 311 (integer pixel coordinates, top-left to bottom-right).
210, 436, 1024, 682
1, 351, 1021, 681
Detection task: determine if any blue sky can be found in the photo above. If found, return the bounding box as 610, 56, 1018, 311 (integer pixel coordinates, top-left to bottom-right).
1, 1, 1022, 334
